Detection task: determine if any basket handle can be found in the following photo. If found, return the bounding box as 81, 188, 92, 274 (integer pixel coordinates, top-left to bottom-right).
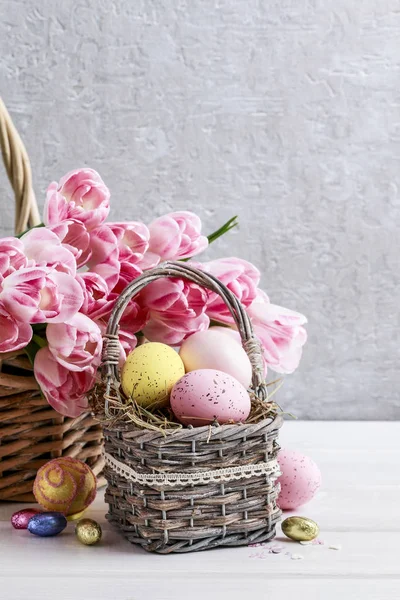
102, 261, 268, 406
0, 97, 41, 235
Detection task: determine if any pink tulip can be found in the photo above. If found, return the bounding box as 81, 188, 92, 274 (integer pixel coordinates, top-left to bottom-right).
109, 222, 159, 269
111, 261, 143, 295
118, 328, 139, 357
0, 267, 83, 324
200, 257, 260, 323
148, 211, 208, 260
86, 224, 120, 291
119, 299, 149, 337
0, 237, 28, 277
0, 301, 32, 352
49, 220, 91, 268
44, 168, 110, 231
46, 313, 102, 372
34, 347, 94, 417
140, 278, 209, 345
21, 228, 77, 276
76, 272, 110, 320
94, 293, 149, 337
247, 291, 307, 374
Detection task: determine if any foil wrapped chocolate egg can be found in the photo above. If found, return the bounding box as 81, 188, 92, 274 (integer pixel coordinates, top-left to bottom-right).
28, 512, 67, 537
75, 518, 102, 545
281, 516, 319, 542
11, 508, 41, 530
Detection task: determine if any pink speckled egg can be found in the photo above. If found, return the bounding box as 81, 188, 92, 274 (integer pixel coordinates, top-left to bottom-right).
179, 329, 252, 388
170, 369, 251, 427
277, 449, 322, 510
11, 508, 41, 530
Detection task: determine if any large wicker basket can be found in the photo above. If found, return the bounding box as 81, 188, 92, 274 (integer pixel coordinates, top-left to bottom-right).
0, 98, 104, 501
96, 261, 283, 554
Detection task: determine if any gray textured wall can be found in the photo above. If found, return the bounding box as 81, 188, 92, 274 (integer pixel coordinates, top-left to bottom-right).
1, 1, 399, 419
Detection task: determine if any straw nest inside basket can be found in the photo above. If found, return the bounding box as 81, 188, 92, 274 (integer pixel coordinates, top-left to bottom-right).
90, 377, 283, 434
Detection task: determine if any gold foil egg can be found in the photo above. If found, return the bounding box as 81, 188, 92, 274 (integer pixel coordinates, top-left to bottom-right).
75, 518, 102, 545
281, 516, 319, 542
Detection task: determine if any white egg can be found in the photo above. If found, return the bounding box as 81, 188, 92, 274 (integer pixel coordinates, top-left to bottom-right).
179, 329, 252, 388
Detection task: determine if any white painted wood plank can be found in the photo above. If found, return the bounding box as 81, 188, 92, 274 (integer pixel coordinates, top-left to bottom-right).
2, 423, 399, 530
2, 577, 400, 600
282, 487, 399, 531
287, 450, 400, 489
280, 423, 400, 489
1, 480, 398, 534
1, 422, 399, 598
0, 520, 398, 578
5, 485, 397, 534
279, 422, 400, 452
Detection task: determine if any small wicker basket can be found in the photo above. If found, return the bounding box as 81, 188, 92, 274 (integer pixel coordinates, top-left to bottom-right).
0, 98, 105, 501
96, 261, 283, 554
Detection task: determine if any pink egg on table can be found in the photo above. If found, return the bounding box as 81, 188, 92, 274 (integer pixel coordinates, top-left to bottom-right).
277, 449, 322, 510
179, 329, 252, 388
11, 508, 41, 530
170, 369, 251, 427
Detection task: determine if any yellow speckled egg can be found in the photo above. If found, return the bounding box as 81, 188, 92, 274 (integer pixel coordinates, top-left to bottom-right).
121, 342, 185, 408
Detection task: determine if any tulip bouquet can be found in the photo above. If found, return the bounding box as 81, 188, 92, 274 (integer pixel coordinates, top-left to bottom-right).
0, 168, 307, 418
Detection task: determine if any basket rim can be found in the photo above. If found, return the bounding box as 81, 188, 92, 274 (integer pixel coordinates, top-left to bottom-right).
102, 412, 283, 442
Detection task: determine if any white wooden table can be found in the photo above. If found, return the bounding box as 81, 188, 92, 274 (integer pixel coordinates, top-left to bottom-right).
1, 422, 399, 600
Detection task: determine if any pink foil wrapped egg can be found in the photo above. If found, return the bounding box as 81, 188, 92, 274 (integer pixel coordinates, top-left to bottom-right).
179, 329, 252, 388
170, 369, 251, 427
11, 508, 41, 530
277, 449, 322, 510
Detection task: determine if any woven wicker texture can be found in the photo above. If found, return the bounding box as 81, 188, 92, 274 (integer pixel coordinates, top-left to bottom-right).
0, 97, 40, 235
98, 261, 283, 553
0, 98, 105, 501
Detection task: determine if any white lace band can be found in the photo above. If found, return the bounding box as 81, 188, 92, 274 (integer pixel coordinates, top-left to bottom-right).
104, 451, 281, 487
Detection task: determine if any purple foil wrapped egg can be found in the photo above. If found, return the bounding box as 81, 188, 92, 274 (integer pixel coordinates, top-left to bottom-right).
11, 508, 41, 530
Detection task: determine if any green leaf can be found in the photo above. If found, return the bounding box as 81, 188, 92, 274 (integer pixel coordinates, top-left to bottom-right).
32, 334, 48, 348
24, 340, 42, 367
32, 323, 47, 334
209, 320, 231, 328
207, 215, 238, 245
24, 332, 47, 367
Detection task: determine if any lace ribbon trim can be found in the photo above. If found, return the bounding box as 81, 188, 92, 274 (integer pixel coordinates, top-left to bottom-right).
104, 451, 281, 487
